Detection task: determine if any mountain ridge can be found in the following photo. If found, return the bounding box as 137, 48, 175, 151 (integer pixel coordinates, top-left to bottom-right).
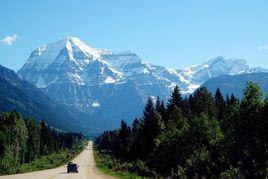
17, 36, 268, 128
18, 37, 267, 93
202, 72, 268, 98
0, 64, 81, 131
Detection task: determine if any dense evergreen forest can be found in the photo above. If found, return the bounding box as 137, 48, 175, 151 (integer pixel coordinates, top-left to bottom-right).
96, 82, 268, 178
0, 110, 84, 175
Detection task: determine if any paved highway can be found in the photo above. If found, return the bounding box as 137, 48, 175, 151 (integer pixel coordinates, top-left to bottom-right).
0, 141, 114, 179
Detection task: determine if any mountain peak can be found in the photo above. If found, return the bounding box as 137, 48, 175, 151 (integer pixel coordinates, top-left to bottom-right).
189, 56, 248, 71
32, 36, 113, 62
59, 36, 87, 45
65, 35, 77, 41
180, 56, 250, 86
198, 56, 247, 68
63, 36, 91, 50
22, 37, 113, 73
50, 36, 102, 57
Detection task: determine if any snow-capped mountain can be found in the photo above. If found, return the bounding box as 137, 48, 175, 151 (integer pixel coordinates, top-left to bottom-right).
178, 56, 266, 92
18, 37, 118, 88
18, 37, 187, 114
18, 37, 267, 127
18, 37, 182, 125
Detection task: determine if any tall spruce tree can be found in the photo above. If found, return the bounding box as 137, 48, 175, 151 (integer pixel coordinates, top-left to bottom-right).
40, 120, 50, 155
166, 86, 185, 129
129, 118, 143, 160
192, 87, 216, 118
238, 82, 264, 176
215, 88, 226, 120
188, 94, 194, 113
139, 96, 159, 160
230, 94, 238, 105
117, 120, 131, 159
25, 119, 40, 162
226, 94, 230, 107
167, 85, 183, 110
155, 96, 161, 113
155, 97, 167, 124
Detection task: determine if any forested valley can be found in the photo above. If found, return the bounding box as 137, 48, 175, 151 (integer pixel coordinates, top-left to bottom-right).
0, 110, 84, 175
96, 82, 268, 178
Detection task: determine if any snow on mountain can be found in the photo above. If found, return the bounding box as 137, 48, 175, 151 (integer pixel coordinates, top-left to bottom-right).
180, 56, 249, 83
18, 37, 180, 123
18, 37, 268, 127
178, 56, 267, 93
19, 37, 122, 88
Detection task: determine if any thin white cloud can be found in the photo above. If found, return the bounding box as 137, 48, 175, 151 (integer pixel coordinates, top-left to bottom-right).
1, 34, 18, 46
258, 44, 268, 51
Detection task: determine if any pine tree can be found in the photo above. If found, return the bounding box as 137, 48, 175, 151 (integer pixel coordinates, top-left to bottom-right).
155, 96, 161, 113
149, 112, 187, 176
25, 119, 40, 162
139, 96, 159, 160
182, 97, 190, 116
257, 98, 268, 176
238, 82, 264, 176
155, 97, 167, 124
167, 85, 183, 110
40, 120, 49, 155
143, 96, 155, 122
215, 88, 226, 120
131, 118, 142, 138
117, 120, 131, 159
129, 118, 143, 160
226, 94, 230, 107
230, 94, 238, 105
192, 87, 216, 118
185, 115, 224, 177
188, 94, 194, 112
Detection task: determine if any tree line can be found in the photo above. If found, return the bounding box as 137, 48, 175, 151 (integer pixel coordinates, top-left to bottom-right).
0, 110, 84, 174
96, 82, 267, 178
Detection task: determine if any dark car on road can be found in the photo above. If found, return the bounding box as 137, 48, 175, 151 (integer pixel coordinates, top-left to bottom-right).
67, 162, 79, 173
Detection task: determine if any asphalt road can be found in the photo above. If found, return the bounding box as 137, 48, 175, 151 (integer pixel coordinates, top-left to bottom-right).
0, 141, 114, 179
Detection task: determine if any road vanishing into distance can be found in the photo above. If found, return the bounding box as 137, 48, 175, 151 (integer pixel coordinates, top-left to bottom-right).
0, 141, 114, 179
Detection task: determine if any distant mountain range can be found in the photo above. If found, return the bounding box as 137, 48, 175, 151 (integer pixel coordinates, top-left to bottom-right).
203, 73, 268, 99
16, 36, 268, 129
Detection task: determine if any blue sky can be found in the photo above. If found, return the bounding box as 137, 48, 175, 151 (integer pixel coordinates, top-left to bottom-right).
1, 0, 268, 71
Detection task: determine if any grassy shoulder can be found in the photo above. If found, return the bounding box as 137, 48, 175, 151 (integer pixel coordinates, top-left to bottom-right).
93, 147, 147, 179
15, 141, 87, 174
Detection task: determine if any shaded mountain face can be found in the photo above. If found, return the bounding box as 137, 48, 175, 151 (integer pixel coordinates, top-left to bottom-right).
0, 65, 83, 132
202, 73, 268, 99
17, 37, 268, 128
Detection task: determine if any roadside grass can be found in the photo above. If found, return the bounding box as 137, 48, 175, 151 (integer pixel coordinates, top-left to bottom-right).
93, 147, 147, 179
16, 141, 87, 174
